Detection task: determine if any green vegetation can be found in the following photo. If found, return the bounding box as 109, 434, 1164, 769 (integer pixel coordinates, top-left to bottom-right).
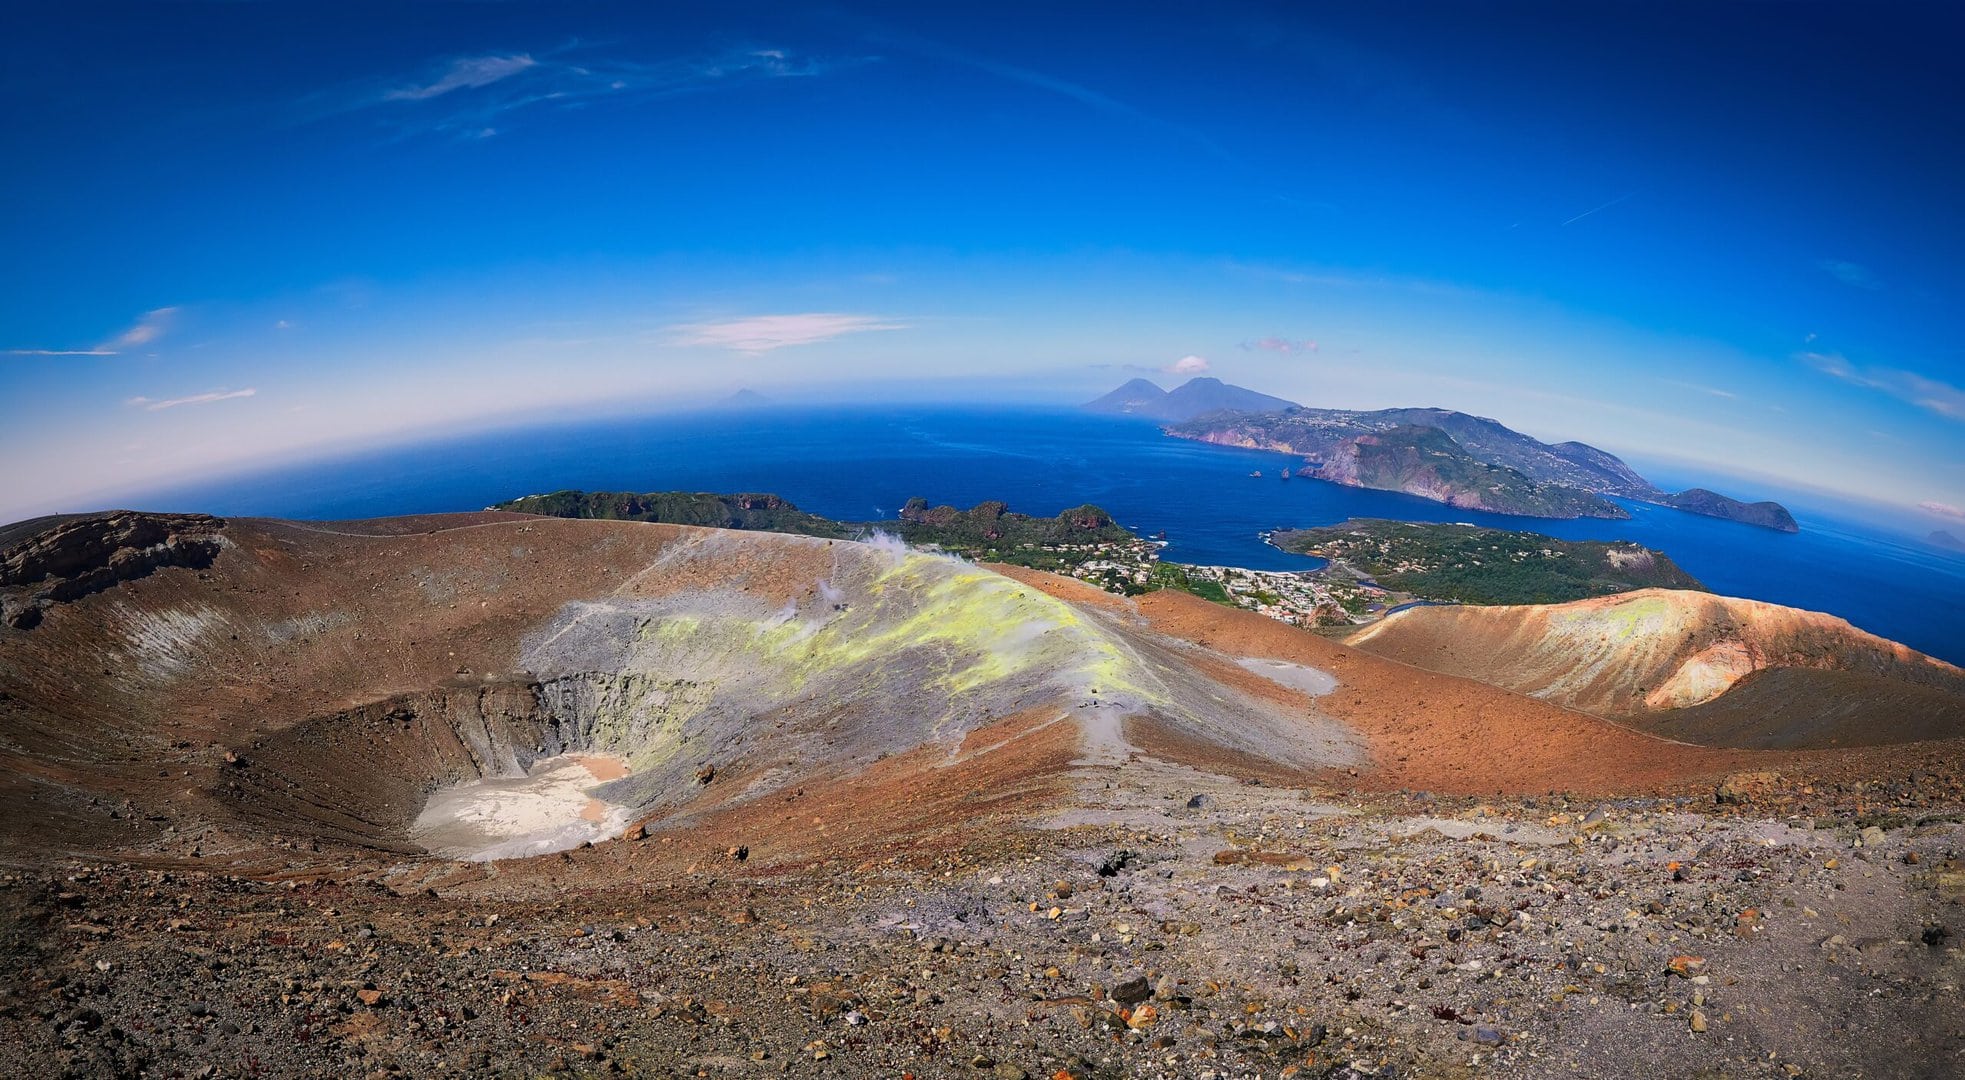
497, 491, 847, 537
494, 490, 1144, 573
1147, 562, 1232, 604
889, 497, 1134, 569
1271, 518, 1706, 606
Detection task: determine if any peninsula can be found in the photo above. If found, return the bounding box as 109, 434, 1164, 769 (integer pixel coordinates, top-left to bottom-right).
1271, 518, 1707, 606
1088, 377, 1800, 530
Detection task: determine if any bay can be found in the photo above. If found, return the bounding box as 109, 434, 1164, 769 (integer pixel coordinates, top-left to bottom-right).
133, 405, 1965, 665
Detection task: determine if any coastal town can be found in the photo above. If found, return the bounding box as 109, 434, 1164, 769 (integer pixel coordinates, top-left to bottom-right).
1027, 535, 1390, 627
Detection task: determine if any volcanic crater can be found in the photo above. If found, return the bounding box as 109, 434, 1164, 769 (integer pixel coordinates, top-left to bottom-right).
1, 513, 1365, 868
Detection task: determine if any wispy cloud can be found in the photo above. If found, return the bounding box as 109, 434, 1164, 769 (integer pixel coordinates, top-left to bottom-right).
1562, 193, 1634, 227
1921, 500, 1965, 519
385, 54, 538, 101
1239, 21, 1464, 134
1818, 259, 1883, 291
326, 46, 844, 139
1662, 378, 1738, 400
1242, 337, 1317, 354
104, 306, 178, 350
126, 388, 256, 411
1165, 355, 1210, 375
8, 306, 178, 357
1804, 351, 1965, 421
1221, 260, 1479, 298
966, 58, 1230, 161
864, 29, 1234, 164
669, 313, 906, 354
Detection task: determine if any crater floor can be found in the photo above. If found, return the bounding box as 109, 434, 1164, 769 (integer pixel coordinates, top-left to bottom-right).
411, 753, 634, 861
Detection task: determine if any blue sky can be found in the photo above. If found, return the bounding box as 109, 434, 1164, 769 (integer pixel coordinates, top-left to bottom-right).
3, 1, 1962, 526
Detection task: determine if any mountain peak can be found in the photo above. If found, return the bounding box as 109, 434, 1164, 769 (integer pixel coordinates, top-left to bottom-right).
1082, 378, 1168, 414
715, 389, 773, 409
1087, 376, 1294, 421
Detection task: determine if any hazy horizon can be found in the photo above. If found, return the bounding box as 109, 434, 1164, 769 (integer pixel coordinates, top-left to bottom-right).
14, 379, 1945, 545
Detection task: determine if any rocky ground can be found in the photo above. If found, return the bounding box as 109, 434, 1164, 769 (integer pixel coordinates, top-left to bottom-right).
4, 773, 1960, 1080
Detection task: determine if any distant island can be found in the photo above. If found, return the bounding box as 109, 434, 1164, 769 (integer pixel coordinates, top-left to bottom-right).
497, 490, 842, 535
1270, 518, 1707, 606
1932, 529, 1965, 552
494, 490, 1139, 576
1083, 376, 1295, 421
1085, 376, 1799, 531
1660, 488, 1798, 533
714, 388, 773, 409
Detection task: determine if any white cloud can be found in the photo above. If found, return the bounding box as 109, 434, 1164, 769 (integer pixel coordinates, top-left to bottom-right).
386, 55, 537, 102
126, 388, 257, 412
1561, 192, 1634, 227
331, 47, 845, 140
1165, 355, 1210, 375
104, 307, 178, 350
1661, 378, 1738, 400
1921, 501, 1965, 519
1804, 351, 1965, 421
8, 307, 178, 357
668, 313, 906, 354
1817, 259, 1883, 291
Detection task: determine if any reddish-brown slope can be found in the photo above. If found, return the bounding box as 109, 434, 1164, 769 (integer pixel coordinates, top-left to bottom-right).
998, 566, 1965, 797
1343, 588, 1965, 747
0, 515, 708, 860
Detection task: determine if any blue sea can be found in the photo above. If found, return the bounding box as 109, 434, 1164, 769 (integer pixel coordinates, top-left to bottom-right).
133, 406, 1965, 666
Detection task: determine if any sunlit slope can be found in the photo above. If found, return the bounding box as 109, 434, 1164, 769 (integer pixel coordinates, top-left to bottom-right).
1346, 588, 1965, 747
514, 527, 1361, 818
